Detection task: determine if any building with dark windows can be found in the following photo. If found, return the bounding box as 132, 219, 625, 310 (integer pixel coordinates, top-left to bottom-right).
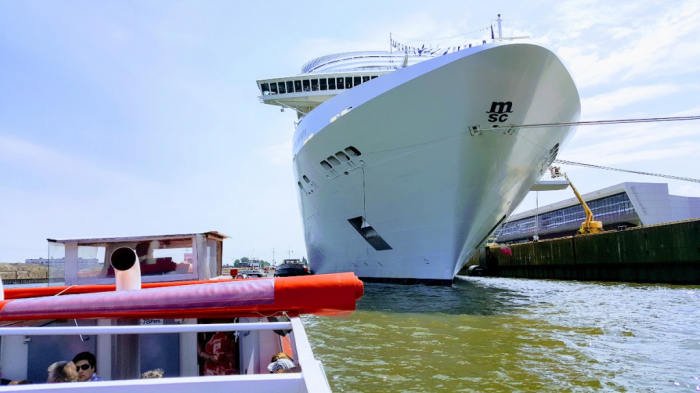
497, 182, 700, 243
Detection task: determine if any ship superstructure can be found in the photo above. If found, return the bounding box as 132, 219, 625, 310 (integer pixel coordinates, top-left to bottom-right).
257, 26, 580, 285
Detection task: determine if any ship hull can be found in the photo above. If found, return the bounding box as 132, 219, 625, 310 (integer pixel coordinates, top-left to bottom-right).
292, 43, 580, 284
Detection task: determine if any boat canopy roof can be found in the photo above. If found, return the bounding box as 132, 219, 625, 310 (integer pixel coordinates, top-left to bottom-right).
42, 231, 228, 286
48, 231, 227, 245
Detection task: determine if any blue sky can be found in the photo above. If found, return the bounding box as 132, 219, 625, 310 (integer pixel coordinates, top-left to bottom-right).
1, 0, 699, 264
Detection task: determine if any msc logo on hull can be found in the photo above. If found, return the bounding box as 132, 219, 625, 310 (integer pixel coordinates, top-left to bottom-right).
486, 101, 513, 122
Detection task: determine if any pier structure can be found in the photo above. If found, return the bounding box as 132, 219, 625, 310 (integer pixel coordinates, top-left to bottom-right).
462, 218, 700, 285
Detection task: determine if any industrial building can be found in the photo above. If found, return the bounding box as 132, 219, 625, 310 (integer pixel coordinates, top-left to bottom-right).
497, 182, 700, 243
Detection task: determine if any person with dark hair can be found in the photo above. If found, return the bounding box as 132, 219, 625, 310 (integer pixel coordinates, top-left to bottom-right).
47, 361, 78, 383
72, 352, 102, 382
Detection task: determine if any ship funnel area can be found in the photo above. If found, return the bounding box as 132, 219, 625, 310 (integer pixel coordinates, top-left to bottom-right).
111, 247, 142, 291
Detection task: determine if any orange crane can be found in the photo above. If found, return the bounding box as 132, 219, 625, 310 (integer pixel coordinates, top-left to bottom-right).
549, 167, 603, 234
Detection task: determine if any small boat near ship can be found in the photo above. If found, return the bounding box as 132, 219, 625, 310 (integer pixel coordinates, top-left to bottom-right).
275, 259, 309, 277
0, 232, 363, 392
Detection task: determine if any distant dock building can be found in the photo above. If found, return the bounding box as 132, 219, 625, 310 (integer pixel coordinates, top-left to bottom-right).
497, 182, 700, 243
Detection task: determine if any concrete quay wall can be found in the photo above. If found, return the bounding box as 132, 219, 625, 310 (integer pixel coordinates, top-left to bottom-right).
460, 218, 700, 284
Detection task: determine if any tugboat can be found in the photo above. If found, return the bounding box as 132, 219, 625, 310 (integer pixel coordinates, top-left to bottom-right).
0, 232, 363, 392
275, 259, 309, 277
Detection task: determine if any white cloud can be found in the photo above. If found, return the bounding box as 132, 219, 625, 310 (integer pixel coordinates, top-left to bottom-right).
674, 183, 700, 197
581, 84, 684, 117
608, 27, 636, 40
0, 134, 155, 192
552, 0, 700, 88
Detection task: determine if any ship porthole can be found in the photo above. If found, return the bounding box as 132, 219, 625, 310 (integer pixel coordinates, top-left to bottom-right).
327, 156, 341, 166
345, 146, 361, 157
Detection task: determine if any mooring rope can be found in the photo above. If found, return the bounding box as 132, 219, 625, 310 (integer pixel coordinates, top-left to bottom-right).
553, 159, 700, 184
510, 115, 700, 129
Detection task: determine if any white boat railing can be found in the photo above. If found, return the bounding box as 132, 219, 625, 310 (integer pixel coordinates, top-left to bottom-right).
0, 321, 293, 336
0, 317, 333, 392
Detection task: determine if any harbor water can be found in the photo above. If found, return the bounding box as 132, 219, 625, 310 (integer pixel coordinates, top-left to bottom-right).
304, 277, 700, 392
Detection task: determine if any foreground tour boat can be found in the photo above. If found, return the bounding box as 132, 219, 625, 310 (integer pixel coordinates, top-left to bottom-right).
0, 232, 363, 392
257, 19, 580, 285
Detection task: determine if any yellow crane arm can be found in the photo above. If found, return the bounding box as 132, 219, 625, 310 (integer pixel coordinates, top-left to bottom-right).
564, 174, 594, 228
549, 167, 603, 234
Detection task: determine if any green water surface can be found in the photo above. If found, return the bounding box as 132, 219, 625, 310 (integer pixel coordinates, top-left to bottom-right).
304, 277, 700, 392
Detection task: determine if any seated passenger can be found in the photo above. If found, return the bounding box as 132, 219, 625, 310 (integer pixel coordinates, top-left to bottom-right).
199, 330, 237, 376
73, 352, 102, 382
267, 352, 295, 374
47, 361, 78, 383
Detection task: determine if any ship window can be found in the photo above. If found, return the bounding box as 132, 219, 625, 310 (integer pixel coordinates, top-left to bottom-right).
328, 78, 336, 90
336, 77, 344, 89
303, 80, 310, 92
286, 81, 294, 94
270, 83, 278, 94
362, 76, 370, 83
346, 78, 353, 89
320, 160, 332, 170
371, 75, 378, 79
278, 82, 286, 94
345, 146, 361, 157
303, 175, 311, 183
261, 83, 270, 95
320, 79, 327, 91
335, 152, 350, 162
327, 156, 341, 166
311, 79, 319, 91
294, 80, 302, 92
354, 76, 361, 86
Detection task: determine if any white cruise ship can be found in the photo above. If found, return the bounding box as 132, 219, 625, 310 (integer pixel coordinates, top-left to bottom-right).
256, 28, 580, 285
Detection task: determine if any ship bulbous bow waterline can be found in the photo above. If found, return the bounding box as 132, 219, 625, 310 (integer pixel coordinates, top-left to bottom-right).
281, 42, 580, 285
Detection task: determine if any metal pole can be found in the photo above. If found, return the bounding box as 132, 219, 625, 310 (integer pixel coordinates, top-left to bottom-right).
497, 14, 503, 39
534, 191, 539, 241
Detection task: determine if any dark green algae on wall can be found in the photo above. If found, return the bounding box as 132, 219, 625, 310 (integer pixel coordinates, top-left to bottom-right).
475, 218, 700, 284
